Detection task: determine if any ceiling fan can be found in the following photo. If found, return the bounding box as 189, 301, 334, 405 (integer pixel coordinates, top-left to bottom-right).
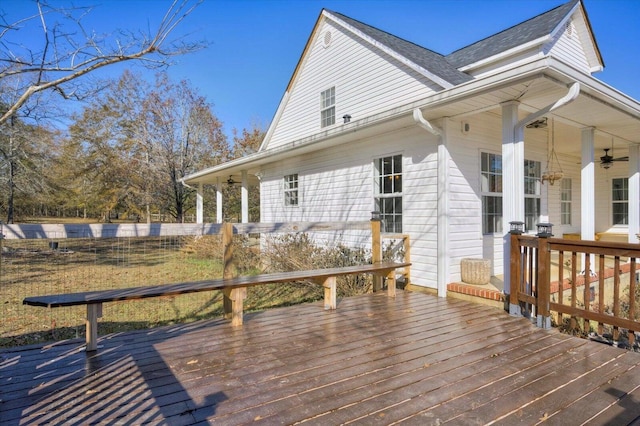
600, 148, 628, 169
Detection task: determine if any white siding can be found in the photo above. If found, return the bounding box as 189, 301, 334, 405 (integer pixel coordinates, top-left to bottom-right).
264, 19, 441, 150
260, 125, 442, 288
546, 19, 591, 74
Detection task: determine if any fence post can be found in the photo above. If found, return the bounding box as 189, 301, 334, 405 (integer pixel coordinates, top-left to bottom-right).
509, 221, 524, 316
222, 222, 235, 318
536, 223, 552, 329
371, 212, 382, 292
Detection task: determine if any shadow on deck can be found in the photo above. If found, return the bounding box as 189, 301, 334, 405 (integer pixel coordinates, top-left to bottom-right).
1, 291, 639, 425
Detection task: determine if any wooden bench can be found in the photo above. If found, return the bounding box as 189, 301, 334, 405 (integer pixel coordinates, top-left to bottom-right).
23, 261, 410, 351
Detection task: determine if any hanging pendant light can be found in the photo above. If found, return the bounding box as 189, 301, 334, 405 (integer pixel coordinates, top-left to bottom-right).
541, 118, 564, 185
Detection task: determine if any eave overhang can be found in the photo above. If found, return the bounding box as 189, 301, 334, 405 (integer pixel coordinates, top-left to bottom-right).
182, 56, 640, 186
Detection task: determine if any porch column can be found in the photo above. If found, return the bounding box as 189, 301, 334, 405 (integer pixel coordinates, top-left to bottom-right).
437, 119, 450, 298
580, 128, 595, 241
502, 101, 524, 297
216, 176, 223, 223
629, 144, 640, 243
196, 183, 203, 224
241, 170, 249, 223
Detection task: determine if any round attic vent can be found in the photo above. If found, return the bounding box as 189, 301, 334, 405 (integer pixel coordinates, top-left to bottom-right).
323, 30, 332, 48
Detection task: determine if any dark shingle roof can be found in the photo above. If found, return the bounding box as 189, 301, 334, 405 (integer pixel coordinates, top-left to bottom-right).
328, 10, 473, 87
446, 0, 580, 68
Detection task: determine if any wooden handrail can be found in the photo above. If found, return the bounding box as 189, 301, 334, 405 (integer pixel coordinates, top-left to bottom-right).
510, 233, 640, 343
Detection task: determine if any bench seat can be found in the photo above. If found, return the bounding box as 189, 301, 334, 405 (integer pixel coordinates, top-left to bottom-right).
23, 261, 410, 351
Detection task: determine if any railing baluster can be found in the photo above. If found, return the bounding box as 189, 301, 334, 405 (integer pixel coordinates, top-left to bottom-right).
598, 254, 605, 335
629, 258, 637, 346
614, 256, 620, 341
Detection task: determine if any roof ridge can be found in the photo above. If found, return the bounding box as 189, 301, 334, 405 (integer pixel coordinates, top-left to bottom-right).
327, 9, 445, 58
325, 9, 472, 87
446, 0, 580, 68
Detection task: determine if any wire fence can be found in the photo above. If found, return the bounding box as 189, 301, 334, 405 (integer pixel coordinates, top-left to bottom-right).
0, 221, 391, 348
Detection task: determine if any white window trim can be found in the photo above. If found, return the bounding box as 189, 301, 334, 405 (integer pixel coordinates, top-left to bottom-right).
320, 87, 335, 128
283, 173, 299, 207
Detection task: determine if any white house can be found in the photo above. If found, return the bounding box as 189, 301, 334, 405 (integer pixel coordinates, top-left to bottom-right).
182, 0, 640, 297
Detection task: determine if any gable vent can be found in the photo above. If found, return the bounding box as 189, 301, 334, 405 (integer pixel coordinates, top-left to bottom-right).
565, 21, 573, 38
323, 30, 332, 48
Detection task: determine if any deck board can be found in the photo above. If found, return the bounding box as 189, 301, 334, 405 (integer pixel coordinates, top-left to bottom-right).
1, 290, 639, 425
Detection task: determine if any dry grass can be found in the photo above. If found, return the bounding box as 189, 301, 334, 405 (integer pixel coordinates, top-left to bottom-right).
0, 235, 325, 348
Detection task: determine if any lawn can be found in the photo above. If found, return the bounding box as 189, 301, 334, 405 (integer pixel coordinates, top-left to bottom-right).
0, 234, 325, 348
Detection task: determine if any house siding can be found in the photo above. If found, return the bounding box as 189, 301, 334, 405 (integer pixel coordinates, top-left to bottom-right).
261, 125, 443, 288
546, 19, 591, 74
264, 19, 441, 150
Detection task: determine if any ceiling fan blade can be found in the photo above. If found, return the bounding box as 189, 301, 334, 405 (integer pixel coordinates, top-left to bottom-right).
612, 156, 629, 161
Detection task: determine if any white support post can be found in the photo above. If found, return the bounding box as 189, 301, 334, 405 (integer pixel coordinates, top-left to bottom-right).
502, 101, 523, 296
581, 128, 596, 272
437, 119, 450, 298
196, 183, 203, 224
216, 176, 223, 224
629, 144, 640, 243
241, 170, 249, 223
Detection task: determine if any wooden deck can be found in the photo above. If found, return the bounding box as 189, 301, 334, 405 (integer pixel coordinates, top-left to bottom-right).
1, 291, 639, 425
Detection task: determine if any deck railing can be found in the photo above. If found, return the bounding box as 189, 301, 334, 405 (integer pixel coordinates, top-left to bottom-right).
509, 232, 640, 345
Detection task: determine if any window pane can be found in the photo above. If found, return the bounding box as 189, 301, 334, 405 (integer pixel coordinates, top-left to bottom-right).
612, 178, 629, 225
284, 174, 299, 206
374, 154, 402, 233
482, 195, 502, 234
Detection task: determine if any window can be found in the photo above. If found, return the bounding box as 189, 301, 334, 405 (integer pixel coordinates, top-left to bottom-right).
524, 160, 541, 232
481, 153, 541, 234
560, 178, 572, 225
612, 178, 628, 225
284, 174, 299, 206
320, 87, 335, 128
375, 155, 402, 233
481, 152, 502, 234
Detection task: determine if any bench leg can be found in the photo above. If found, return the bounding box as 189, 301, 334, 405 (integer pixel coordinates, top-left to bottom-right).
86, 303, 102, 352
223, 287, 247, 326
387, 270, 397, 297
323, 276, 337, 310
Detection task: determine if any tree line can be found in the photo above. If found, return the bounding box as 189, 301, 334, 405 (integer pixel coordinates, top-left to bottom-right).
0, 70, 262, 223
0, 1, 262, 224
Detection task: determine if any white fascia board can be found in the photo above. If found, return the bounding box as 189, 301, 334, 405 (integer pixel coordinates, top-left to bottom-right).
258, 91, 290, 152
323, 10, 453, 90
546, 57, 640, 120
458, 35, 550, 73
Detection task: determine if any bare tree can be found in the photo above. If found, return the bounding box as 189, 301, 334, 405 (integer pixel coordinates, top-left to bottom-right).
0, 0, 204, 126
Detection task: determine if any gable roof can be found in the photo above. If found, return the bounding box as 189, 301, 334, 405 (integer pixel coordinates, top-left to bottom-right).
445, 0, 588, 68
327, 11, 473, 87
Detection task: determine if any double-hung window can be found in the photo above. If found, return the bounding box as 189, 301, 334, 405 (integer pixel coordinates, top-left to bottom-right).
524, 160, 541, 231
481, 152, 502, 234
560, 178, 572, 225
375, 155, 402, 233
320, 87, 335, 128
481, 152, 541, 234
612, 178, 628, 225
284, 174, 299, 207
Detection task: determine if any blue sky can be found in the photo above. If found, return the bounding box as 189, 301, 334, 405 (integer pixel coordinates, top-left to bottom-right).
4, 0, 639, 138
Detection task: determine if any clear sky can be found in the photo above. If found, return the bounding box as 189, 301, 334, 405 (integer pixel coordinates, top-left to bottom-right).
3, 0, 639, 139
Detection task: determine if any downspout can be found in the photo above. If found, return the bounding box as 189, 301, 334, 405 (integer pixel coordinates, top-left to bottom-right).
413, 108, 448, 298
515, 82, 580, 131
